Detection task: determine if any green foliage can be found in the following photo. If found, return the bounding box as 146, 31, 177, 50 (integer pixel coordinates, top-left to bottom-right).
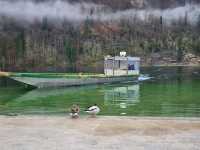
64, 40, 77, 71
176, 37, 183, 62
192, 39, 200, 54
1, 6, 200, 71
41, 17, 48, 31
82, 18, 93, 38
15, 30, 25, 56
197, 15, 200, 30
64, 40, 76, 62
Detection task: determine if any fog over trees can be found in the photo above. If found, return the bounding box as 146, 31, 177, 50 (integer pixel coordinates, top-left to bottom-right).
0, 0, 200, 72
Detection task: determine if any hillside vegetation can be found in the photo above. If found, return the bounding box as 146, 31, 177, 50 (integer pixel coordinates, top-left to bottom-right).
0, 0, 200, 72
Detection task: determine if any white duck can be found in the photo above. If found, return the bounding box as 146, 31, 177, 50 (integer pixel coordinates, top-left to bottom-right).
85, 104, 100, 117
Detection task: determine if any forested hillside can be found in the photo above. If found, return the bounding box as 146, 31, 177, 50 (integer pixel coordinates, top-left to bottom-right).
0, 0, 200, 72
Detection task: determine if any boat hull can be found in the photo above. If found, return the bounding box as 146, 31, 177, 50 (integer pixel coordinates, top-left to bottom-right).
11, 76, 138, 88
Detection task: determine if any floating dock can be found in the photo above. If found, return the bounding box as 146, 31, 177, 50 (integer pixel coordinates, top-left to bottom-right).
0, 72, 138, 88
0, 53, 140, 88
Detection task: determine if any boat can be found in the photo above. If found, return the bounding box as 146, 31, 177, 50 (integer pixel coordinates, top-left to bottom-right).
138, 74, 152, 81
0, 52, 140, 88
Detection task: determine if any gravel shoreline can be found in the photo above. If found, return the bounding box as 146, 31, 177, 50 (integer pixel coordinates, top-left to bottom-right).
0, 116, 200, 150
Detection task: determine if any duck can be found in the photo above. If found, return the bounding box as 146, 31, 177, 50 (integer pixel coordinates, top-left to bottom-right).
85, 104, 100, 117
70, 104, 80, 119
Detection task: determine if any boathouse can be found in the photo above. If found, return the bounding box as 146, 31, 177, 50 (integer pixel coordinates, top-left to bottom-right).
104, 52, 140, 76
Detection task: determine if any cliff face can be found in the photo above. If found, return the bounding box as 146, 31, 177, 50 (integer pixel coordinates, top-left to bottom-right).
0, 0, 200, 72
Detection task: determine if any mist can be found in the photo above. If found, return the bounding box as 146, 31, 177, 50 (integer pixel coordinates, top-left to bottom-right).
105, 4, 200, 25
0, 0, 101, 23
0, 0, 200, 25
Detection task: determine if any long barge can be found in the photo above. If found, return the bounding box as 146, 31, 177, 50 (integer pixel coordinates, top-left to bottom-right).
0, 52, 140, 88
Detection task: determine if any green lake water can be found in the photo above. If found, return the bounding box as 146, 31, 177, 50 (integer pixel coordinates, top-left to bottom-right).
0, 67, 200, 117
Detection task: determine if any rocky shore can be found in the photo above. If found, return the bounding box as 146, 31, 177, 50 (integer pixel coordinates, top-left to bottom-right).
141, 53, 200, 67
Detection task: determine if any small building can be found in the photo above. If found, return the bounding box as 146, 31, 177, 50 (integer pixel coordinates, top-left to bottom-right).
104, 52, 140, 76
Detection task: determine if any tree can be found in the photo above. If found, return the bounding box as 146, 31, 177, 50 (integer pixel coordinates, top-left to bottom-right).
64, 40, 77, 71
177, 37, 183, 62
15, 29, 26, 56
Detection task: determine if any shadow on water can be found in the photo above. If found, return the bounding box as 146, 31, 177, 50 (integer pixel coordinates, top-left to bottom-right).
0, 66, 200, 117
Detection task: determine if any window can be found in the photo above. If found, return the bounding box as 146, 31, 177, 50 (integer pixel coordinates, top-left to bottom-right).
128, 61, 135, 70
120, 60, 127, 70
128, 64, 135, 70
105, 59, 114, 69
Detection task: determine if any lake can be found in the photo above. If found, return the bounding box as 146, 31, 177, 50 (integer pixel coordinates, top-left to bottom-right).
0, 66, 200, 117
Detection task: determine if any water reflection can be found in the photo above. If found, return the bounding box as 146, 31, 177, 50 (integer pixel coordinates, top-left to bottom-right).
13, 87, 80, 102
161, 102, 200, 117
14, 84, 140, 104
1, 66, 200, 116
5, 83, 141, 115
104, 84, 140, 109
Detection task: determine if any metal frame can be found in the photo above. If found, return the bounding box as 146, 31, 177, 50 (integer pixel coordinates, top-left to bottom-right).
104, 56, 140, 76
